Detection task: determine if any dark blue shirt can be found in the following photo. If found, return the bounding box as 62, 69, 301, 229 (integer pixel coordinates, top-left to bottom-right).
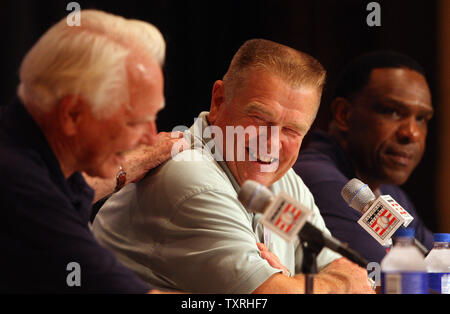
293, 130, 434, 264
0, 100, 151, 293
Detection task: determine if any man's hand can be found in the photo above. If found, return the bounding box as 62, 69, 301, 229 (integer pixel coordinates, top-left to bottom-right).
257, 243, 290, 277
314, 258, 375, 294
126, 131, 188, 183
85, 131, 188, 203
253, 253, 374, 294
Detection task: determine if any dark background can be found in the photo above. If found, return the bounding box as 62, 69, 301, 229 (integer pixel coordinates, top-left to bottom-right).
0, 0, 442, 231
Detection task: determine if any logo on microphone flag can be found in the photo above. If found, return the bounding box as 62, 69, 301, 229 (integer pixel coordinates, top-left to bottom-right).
371, 209, 397, 236
358, 197, 405, 246
260, 192, 312, 242
274, 203, 303, 233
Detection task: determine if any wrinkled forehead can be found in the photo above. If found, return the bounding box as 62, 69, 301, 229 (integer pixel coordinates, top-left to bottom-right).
364, 68, 432, 108
231, 71, 321, 130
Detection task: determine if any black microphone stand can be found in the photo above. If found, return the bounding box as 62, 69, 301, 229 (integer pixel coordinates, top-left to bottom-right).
300, 238, 324, 294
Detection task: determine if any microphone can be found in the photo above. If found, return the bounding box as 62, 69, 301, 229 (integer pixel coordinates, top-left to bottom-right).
341, 178, 429, 255
238, 180, 369, 268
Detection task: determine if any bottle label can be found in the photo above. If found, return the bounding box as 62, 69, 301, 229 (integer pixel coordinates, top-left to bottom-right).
428, 273, 450, 294
381, 272, 428, 294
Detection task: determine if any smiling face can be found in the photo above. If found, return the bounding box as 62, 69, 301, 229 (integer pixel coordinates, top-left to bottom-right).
209, 68, 321, 187
343, 67, 433, 187
76, 56, 165, 178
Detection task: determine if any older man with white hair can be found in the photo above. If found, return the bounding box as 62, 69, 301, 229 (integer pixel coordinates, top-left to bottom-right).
0, 10, 175, 293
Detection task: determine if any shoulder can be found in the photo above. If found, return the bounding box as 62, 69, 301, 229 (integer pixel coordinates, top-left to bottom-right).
288, 163, 358, 219
274, 169, 308, 196
293, 131, 351, 187
295, 153, 348, 187
381, 184, 416, 212
380, 185, 426, 226
275, 168, 347, 202
138, 148, 237, 209
0, 136, 84, 225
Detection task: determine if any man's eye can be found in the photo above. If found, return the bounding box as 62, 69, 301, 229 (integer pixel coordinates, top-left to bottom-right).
251, 115, 265, 122
381, 107, 401, 118
283, 128, 300, 137
416, 115, 430, 124
127, 122, 142, 127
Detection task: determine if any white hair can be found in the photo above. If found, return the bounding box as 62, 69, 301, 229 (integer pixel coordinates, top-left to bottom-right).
17, 10, 166, 118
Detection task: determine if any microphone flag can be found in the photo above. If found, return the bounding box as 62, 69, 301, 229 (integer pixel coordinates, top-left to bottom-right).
259, 191, 313, 242
358, 195, 414, 246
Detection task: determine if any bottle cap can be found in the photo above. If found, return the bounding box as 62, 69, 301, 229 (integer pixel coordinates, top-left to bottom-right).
433, 233, 450, 243
395, 227, 415, 238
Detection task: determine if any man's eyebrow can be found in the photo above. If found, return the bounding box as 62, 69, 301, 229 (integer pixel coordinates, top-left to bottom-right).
244, 102, 277, 119
245, 102, 308, 133
378, 97, 434, 116
285, 120, 309, 134
128, 100, 166, 123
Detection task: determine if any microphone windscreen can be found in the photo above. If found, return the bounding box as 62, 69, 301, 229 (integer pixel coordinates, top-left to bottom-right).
238, 180, 273, 214
341, 178, 375, 212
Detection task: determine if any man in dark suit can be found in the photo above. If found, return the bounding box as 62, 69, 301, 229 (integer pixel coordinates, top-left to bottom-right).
293, 51, 434, 264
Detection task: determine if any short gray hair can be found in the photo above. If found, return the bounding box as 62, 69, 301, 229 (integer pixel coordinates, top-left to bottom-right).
18, 10, 166, 118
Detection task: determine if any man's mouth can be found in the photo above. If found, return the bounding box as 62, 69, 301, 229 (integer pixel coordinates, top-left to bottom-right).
384, 148, 414, 166
246, 147, 278, 165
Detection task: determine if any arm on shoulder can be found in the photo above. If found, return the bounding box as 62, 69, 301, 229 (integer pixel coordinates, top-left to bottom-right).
84, 131, 187, 203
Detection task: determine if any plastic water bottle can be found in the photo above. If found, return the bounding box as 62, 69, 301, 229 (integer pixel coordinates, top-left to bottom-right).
381, 228, 428, 294
425, 233, 450, 294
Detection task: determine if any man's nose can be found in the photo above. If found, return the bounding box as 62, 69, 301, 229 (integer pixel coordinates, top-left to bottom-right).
397, 117, 422, 144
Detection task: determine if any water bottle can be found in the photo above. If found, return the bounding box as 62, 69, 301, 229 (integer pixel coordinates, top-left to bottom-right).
425, 233, 450, 294
381, 228, 428, 294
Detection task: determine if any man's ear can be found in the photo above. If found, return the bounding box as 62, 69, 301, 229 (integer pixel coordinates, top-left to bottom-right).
58, 95, 86, 136
208, 80, 226, 124
330, 97, 353, 132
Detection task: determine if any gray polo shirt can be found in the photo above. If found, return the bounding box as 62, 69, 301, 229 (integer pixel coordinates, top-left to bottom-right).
92, 112, 341, 293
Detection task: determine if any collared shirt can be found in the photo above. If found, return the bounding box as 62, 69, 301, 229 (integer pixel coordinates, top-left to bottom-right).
293, 130, 434, 264
92, 112, 341, 294
0, 99, 150, 293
